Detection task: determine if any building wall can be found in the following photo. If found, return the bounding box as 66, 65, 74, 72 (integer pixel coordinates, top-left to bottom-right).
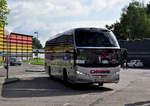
119, 40, 150, 67
0, 28, 33, 59
3, 33, 33, 57
32, 49, 45, 59
0, 26, 4, 64
0, 25, 4, 53
33, 53, 44, 59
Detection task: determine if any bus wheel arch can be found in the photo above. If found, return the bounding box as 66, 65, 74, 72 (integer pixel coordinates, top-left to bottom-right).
63, 68, 68, 82
98, 82, 104, 86
48, 66, 52, 78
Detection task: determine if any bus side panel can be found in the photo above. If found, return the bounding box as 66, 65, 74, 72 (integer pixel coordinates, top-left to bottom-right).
45, 32, 75, 81
63, 45, 75, 81
45, 45, 65, 78
45, 46, 52, 75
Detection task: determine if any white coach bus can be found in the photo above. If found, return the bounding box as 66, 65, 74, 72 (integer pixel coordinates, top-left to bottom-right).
45, 28, 122, 86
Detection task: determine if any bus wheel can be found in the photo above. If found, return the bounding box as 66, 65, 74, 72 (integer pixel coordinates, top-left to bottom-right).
98, 83, 103, 86
48, 66, 52, 78
63, 69, 68, 83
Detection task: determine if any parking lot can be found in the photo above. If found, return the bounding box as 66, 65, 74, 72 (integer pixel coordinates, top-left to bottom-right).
0, 63, 150, 106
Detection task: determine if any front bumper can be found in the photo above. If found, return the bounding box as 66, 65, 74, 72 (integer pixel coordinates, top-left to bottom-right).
74, 66, 120, 84
75, 73, 119, 83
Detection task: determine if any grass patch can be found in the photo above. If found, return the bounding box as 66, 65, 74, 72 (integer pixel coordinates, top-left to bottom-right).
31, 61, 45, 65
0, 74, 5, 77
23, 58, 44, 62
23, 60, 30, 62
0, 62, 3, 67
23, 58, 45, 65
32, 58, 44, 61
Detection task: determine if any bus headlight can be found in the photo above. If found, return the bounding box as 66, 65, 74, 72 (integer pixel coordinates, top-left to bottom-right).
115, 71, 120, 75
76, 71, 89, 76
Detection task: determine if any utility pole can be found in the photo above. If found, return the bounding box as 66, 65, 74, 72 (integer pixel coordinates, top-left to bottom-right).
4, 30, 10, 79
34, 32, 38, 39
6, 34, 9, 79
34, 32, 39, 62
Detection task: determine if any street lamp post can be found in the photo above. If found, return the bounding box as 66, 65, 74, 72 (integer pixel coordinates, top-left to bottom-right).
4, 30, 10, 79
34, 32, 38, 62
34, 32, 39, 39
34, 32, 38, 39
6, 34, 9, 79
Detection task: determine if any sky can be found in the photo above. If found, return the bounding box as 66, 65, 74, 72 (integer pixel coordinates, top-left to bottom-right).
6, 0, 150, 46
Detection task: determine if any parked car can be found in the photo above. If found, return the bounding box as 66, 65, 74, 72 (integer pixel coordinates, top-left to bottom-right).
10, 57, 22, 66
127, 60, 144, 68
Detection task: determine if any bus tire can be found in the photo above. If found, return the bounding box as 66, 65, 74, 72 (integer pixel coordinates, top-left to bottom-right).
63, 69, 68, 83
48, 66, 52, 78
98, 83, 103, 86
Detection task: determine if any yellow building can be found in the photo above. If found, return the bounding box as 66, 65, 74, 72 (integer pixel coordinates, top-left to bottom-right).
0, 25, 4, 63
0, 25, 33, 60
0, 25, 4, 52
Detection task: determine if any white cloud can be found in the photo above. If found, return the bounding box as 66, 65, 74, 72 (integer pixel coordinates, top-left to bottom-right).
8, 0, 90, 18
144, 0, 150, 4
91, 0, 107, 11
5, 26, 14, 33
109, 0, 125, 7
39, 20, 115, 46
7, 0, 138, 46
7, 0, 91, 35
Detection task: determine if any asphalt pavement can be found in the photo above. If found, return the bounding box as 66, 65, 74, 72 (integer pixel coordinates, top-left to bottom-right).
0, 63, 150, 106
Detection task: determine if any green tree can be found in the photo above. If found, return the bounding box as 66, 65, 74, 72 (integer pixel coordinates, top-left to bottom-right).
146, 2, 150, 37
32, 37, 43, 49
120, 1, 150, 40
147, 2, 150, 16
106, 21, 126, 40
0, 0, 10, 27
106, 0, 150, 40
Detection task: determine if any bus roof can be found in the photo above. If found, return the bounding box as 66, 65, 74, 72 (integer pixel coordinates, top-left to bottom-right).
46, 27, 110, 44
46, 29, 74, 42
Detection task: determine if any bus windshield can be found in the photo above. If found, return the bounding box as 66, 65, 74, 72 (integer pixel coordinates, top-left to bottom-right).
75, 29, 119, 47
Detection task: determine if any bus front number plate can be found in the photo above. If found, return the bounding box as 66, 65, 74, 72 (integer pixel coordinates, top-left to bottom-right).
98, 76, 102, 79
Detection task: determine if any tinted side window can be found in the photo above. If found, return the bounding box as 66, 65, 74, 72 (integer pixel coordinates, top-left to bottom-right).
63, 35, 74, 45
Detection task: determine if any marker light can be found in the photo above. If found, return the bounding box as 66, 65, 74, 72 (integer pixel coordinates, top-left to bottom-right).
90, 70, 110, 74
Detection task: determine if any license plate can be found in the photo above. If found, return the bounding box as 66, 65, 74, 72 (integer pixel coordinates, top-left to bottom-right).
95, 75, 106, 79
98, 76, 102, 79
